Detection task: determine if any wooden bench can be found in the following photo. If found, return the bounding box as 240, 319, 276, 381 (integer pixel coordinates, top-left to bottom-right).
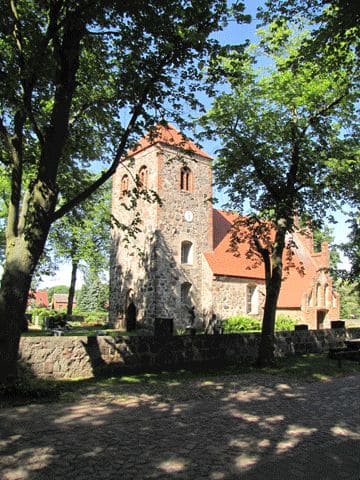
329, 348, 360, 368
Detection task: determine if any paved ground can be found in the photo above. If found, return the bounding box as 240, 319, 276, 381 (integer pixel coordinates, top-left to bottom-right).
0, 373, 359, 479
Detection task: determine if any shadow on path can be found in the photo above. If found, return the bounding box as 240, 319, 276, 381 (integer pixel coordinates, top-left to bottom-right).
0, 373, 359, 479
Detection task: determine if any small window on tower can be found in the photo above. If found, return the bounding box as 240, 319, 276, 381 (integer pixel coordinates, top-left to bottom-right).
180, 282, 191, 304
181, 241, 193, 264
138, 166, 148, 189
316, 283, 321, 306
120, 174, 129, 198
180, 166, 192, 192
324, 284, 329, 307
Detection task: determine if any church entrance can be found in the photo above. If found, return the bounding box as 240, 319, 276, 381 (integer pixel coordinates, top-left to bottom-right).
126, 302, 137, 331
125, 289, 136, 331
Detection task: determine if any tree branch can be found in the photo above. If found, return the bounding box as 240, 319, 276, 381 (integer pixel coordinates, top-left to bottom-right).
9, 0, 24, 62
52, 98, 145, 221
68, 102, 95, 129
0, 117, 12, 164
52, 52, 173, 221
38, 9, 87, 185
10, 0, 66, 147
286, 119, 300, 195
6, 110, 25, 239
303, 90, 349, 134
253, 234, 272, 288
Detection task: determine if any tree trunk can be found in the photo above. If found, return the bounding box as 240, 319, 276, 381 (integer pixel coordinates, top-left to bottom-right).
0, 241, 36, 384
0, 13, 85, 386
257, 224, 287, 367
67, 260, 78, 316
0, 182, 55, 385
257, 269, 282, 367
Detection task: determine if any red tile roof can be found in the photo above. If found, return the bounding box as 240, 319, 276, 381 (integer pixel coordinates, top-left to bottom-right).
28, 290, 49, 308
128, 123, 212, 160
52, 294, 69, 303
205, 210, 265, 280
205, 210, 328, 308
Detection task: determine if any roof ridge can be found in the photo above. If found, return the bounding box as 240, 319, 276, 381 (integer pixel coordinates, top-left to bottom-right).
127, 123, 212, 160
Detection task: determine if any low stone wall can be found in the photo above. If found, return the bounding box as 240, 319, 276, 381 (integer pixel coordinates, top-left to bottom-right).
19, 327, 360, 379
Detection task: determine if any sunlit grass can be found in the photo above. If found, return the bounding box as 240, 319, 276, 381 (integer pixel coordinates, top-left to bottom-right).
258, 353, 360, 381
22, 327, 138, 337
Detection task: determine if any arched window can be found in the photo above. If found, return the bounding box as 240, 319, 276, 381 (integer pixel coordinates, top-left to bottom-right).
180, 166, 192, 192
246, 285, 258, 314
120, 174, 129, 198
316, 283, 321, 306
324, 284, 329, 307
138, 166, 148, 189
181, 241, 193, 264
307, 289, 313, 307
180, 282, 191, 304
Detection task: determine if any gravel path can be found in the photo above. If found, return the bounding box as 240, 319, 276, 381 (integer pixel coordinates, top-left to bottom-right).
1, 373, 359, 479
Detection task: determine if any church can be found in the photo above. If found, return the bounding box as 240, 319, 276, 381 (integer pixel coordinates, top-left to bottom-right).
109, 124, 339, 331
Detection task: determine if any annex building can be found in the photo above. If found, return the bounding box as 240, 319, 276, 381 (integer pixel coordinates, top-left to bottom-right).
109, 124, 339, 330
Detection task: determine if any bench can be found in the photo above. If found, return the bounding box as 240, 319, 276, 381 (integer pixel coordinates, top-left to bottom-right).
329, 348, 360, 368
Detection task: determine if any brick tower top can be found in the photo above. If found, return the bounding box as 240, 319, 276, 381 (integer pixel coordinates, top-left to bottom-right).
128, 123, 212, 160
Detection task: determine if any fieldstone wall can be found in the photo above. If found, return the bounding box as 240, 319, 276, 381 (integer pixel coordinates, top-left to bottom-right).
19, 328, 360, 379
212, 276, 266, 320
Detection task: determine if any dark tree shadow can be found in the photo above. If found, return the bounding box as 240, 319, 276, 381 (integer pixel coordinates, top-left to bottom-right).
1, 370, 359, 479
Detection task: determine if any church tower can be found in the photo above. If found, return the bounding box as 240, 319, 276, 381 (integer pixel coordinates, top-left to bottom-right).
109, 124, 213, 329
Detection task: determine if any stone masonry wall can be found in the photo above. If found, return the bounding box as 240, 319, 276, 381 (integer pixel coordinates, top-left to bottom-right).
109, 146, 160, 325
19, 328, 360, 379
212, 276, 266, 321
156, 146, 213, 326
110, 142, 213, 328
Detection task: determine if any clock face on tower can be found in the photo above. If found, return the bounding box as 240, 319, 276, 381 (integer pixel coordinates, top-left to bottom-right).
184, 210, 193, 222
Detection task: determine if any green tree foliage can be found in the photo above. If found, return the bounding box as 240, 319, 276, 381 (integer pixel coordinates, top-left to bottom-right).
258, 0, 360, 296
312, 226, 340, 278
47, 175, 110, 314
258, 0, 360, 65
0, 0, 248, 384
340, 216, 360, 295
202, 25, 358, 366
76, 270, 108, 312
336, 280, 360, 320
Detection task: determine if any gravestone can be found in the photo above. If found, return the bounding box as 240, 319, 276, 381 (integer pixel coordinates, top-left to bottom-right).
154, 318, 173, 337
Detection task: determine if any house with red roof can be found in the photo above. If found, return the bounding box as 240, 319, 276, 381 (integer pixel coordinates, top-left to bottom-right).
27, 290, 49, 309
109, 124, 339, 330
51, 294, 76, 311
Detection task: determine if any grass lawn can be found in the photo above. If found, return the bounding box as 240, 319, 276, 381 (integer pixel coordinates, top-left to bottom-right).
23, 325, 140, 337
1, 353, 359, 408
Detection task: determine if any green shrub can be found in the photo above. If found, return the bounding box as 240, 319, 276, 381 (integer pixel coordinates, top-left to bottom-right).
275, 314, 297, 331
74, 311, 108, 325
30, 308, 52, 328
223, 315, 261, 333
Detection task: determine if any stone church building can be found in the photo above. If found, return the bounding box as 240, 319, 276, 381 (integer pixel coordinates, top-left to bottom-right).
109, 124, 339, 331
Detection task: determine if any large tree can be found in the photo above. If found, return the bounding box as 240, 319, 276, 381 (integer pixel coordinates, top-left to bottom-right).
202, 26, 358, 366
48, 175, 110, 315
0, 0, 247, 384
259, 0, 360, 295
